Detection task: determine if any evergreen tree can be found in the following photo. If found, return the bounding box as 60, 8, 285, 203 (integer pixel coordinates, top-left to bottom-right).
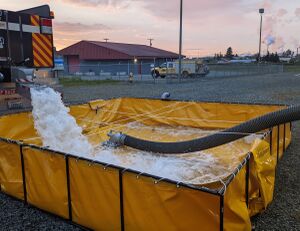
270, 53, 275, 62
265, 51, 270, 62
285, 49, 292, 57
225, 47, 233, 59
261, 52, 280, 63
274, 52, 280, 62
256, 54, 259, 62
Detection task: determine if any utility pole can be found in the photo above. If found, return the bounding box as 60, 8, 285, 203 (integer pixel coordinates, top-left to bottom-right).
148, 38, 154, 47
258, 8, 264, 62
178, 0, 183, 80
104, 38, 109, 43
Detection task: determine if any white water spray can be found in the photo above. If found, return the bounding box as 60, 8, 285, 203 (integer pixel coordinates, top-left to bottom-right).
30, 87, 93, 156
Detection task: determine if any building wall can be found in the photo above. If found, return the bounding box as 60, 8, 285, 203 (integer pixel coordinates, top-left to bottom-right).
67, 55, 80, 73
63, 58, 170, 76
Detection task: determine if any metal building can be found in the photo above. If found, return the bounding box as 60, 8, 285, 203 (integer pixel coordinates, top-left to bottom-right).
58, 40, 179, 76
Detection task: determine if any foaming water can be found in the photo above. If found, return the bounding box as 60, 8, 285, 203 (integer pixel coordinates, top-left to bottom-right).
93, 146, 219, 184
30, 87, 93, 156
93, 122, 256, 184
30, 87, 258, 184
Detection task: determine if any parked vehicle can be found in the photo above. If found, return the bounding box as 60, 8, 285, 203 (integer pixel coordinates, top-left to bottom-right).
151, 60, 209, 78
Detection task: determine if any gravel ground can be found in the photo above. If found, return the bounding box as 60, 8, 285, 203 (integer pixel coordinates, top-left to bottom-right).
0, 72, 300, 230
62, 73, 300, 105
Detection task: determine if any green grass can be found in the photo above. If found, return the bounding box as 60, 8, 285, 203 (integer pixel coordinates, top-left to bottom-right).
59, 77, 120, 87
284, 64, 300, 73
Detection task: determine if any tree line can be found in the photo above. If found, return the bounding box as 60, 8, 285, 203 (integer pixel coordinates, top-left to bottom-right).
214, 47, 237, 59
259, 52, 280, 63
213, 47, 293, 63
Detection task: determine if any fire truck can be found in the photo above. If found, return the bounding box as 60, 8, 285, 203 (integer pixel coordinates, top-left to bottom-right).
0, 5, 55, 109
151, 59, 210, 79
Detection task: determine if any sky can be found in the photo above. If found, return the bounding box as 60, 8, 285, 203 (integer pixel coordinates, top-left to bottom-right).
1, 0, 300, 56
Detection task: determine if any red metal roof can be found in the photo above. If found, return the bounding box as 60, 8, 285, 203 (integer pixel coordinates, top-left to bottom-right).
58, 40, 179, 60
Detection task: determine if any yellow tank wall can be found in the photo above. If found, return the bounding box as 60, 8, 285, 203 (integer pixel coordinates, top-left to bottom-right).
0, 98, 292, 230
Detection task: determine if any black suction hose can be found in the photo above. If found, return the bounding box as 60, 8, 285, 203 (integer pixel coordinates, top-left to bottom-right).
117, 105, 300, 154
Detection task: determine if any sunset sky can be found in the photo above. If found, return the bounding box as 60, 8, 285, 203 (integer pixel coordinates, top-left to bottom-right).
1, 0, 300, 56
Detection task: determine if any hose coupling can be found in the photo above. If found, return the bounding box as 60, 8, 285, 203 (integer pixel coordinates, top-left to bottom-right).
103, 130, 126, 148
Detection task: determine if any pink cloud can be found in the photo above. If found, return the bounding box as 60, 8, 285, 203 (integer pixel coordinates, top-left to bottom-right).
45, 0, 299, 54
296, 8, 300, 17
277, 8, 287, 17
263, 16, 276, 37
53, 22, 110, 49
261, 0, 272, 9
61, 0, 129, 7
60, 0, 245, 20
273, 36, 285, 51
141, 0, 243, 20
54, 22, 110, 34
290, 37, 300, 48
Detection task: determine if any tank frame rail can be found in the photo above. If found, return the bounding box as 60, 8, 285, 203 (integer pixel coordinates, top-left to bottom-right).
0, 97, 288, 118
0, 123, 291, 231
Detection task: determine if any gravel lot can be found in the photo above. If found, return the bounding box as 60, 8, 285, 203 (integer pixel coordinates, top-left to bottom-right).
1, 72, 300, 230
62, 73, 300, 105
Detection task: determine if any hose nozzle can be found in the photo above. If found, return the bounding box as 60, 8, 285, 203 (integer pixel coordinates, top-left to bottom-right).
103, 131, 126, 148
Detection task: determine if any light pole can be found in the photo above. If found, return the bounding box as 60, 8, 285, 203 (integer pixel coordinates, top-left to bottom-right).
178, 0, 183, 80
258, 8, 264, 62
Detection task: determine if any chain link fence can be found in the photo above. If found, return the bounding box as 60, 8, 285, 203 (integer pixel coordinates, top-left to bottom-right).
57, 63, 284, 83
206, 64, 284, 78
